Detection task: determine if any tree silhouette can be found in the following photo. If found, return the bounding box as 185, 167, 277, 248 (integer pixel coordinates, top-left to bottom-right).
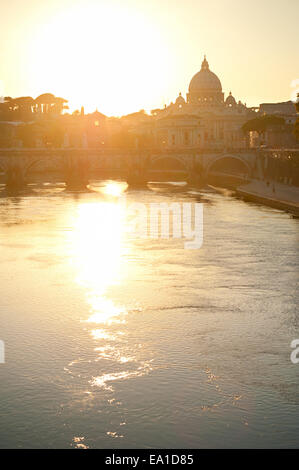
0, 93, 68, 119
34, 93, 68, 114
242, 115, 285, 135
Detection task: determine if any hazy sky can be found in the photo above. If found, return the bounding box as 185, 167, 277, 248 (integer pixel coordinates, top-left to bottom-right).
0, 0, 298, 115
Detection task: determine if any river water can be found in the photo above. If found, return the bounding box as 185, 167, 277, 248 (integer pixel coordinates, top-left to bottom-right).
0, 180, 298, 449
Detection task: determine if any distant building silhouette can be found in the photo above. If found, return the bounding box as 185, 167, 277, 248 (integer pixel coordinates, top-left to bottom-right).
137, 56, 252, 150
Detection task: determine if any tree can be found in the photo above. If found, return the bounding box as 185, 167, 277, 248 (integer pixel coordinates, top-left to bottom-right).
0, 93, 68, 120
35, 93, 68, 114
242, 115, 285, 135
14, 97, 36, 120
0, 97, 17, 118
53, 97, 69, 114
0, 97, 31, 120
35, 93, 56, 113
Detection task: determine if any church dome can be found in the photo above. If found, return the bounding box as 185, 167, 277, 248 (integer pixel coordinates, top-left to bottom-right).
225, 91, 236, 106
175, 92, 185, 105
189, 56, 222, 92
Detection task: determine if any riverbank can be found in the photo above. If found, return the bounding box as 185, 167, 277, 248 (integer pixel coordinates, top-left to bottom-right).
235, 180, 299, 216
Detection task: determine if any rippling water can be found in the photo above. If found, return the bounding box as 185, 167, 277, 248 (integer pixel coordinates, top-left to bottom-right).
0, 181, 298, 448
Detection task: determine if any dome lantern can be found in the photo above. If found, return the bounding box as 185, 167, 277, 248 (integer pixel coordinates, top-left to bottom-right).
187, 56, 224, 106
201, 55, 209, 70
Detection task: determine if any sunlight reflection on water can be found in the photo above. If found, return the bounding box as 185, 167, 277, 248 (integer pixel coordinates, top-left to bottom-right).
67, 181, 154, 431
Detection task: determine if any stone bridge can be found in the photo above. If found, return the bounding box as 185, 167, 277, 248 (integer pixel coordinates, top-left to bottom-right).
0, 148, 257, 189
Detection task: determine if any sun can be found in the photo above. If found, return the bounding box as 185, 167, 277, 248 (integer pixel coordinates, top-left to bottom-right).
27, 1, 174, 116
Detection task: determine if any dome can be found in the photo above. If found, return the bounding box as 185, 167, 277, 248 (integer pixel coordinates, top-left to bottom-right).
189, 56, 222, 92
175, 92, 185, 105
225, 91, 236, 106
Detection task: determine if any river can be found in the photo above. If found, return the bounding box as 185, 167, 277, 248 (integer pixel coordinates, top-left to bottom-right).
0, 180, 298, 448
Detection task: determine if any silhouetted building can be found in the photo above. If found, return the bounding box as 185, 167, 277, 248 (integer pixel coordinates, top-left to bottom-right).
141, 56, 253, 150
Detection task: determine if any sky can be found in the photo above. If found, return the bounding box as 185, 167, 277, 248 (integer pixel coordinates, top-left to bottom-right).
0, 0, 298, 116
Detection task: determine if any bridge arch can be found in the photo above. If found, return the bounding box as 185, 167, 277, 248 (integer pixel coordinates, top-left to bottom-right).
206, 154, 251, 177
149, 156, 188, 172
24, 157, 63, 176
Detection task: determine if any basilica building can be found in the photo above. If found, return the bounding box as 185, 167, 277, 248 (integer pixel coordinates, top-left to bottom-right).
151, 56, 252, 150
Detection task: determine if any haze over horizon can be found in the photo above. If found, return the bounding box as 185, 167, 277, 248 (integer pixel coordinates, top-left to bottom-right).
0, 0, 298, 116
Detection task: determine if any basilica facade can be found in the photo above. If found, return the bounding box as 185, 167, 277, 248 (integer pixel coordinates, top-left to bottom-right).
151, 56, 252, 150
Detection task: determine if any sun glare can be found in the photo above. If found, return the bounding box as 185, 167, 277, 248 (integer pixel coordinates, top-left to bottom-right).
28, 3, 174, 115
102, 182, 127, 197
